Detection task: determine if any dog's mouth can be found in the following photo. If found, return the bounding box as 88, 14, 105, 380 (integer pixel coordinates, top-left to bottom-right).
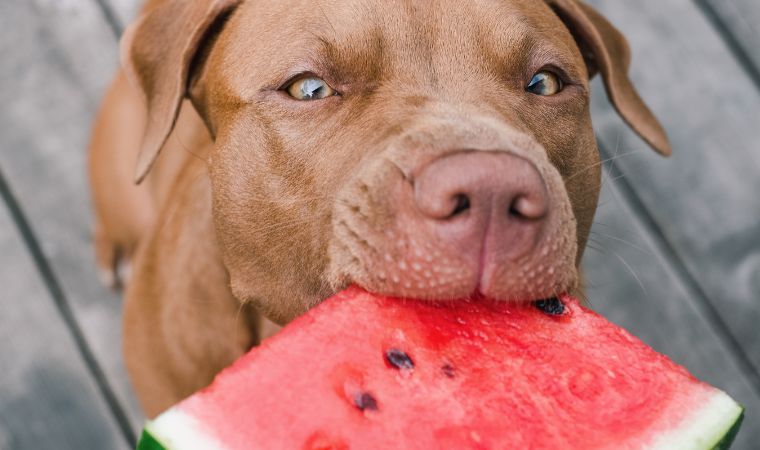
346, 275, 573, 305
332, 281, 569, 318
323, 130, 581, 307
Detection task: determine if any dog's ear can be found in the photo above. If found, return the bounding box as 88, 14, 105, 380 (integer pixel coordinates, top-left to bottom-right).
546, 0, 672, 156
121, 0, 242, 183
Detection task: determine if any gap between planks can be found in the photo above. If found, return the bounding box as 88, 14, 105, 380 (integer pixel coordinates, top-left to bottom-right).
0, 167, 137, 449
693, 0, 760, 94
92, 0, 124, 38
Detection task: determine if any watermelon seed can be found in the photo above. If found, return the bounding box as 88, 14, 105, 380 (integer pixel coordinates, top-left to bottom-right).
385, 348, 414, 370
442, 364, 456, 378
534, 297, 564, 315
353, 392, 378, 411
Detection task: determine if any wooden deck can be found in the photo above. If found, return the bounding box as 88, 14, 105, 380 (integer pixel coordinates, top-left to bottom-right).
1, 0, 758, 448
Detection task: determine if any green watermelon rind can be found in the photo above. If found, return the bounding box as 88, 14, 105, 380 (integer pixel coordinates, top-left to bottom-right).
136, 429, 166, 450
712, 408, 744, 450
137, 409, 225, 450
649, 389, 744, 450
645, 389, 743, 450
136, 390, 744, 450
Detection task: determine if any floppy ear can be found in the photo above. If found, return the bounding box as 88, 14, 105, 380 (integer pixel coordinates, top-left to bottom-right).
121, 0, 242, 183
546, 0, 672, 156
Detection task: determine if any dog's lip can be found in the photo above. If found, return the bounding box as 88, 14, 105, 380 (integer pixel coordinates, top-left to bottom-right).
347, 282, 554, 304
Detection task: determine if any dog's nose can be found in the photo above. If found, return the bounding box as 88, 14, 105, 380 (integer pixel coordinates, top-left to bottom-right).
414, 151, 548, 256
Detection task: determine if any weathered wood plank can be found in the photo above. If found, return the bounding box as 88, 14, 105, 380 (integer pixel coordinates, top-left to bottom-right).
701, 0, 760, 80
0, 195, 127, 449
102, 0, 139, 30
0, 0, 142, 433
585, 0, 760, 389
583, 173, 760, 449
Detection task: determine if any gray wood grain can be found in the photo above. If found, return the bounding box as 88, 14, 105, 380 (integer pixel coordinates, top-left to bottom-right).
585, 0, 760, 387
0, 0, 143, 434
583, 173, 760, 450
702, 0, 760, 76
103, 0, 139, 30
0, 201, 127, 449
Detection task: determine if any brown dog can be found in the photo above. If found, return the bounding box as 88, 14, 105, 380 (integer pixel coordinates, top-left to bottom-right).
88, 0, 670, 418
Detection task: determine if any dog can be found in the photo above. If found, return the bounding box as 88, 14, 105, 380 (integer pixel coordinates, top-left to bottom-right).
88, 0, 670, 418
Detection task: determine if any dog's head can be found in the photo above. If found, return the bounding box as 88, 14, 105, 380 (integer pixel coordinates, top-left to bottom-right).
123, 0, 669, 323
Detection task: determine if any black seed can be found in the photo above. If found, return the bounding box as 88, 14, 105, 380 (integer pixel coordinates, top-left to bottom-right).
534, 297, 565, 315
353, 392, 378, 411
385, 348, 414, 370
441, 364, 456, 378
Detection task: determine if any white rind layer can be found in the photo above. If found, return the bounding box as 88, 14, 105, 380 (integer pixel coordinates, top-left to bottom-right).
648, 390, 743, 450
147, 409, 226, 450
145, 391, 742, 450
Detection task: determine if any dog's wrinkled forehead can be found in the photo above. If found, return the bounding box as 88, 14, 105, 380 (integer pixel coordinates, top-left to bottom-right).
218, 0, 586, 99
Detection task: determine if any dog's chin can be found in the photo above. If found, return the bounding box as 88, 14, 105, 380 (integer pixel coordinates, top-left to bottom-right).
326, 243, 579, 305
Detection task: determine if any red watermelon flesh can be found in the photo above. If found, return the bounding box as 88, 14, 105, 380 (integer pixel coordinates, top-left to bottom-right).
138, 286, 743, 450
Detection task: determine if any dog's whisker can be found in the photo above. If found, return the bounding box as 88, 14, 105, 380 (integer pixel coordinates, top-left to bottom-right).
585, 241, 607, 255
589, 230, 652, 255
590, 221, 613, 228
608, 171, 629, 183
599, 129, 624, 192
605, 164, 653, 186
586, 197, 617, 212
566, 149, 643, 182
575, 287, 592, 307
609, 249, 648, 298
573, 197, 613, 213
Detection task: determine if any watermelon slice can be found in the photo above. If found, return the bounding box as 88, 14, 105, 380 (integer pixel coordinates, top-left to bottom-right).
137, 287, 743, 449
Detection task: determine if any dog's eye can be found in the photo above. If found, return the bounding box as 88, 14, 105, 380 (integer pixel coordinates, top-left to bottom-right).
526, 71, 563, 96
285, 76, 336, 100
